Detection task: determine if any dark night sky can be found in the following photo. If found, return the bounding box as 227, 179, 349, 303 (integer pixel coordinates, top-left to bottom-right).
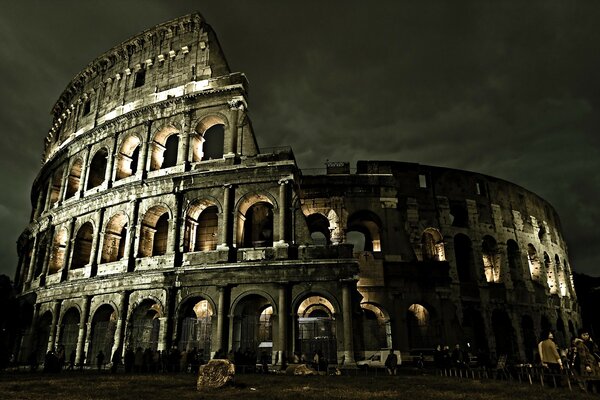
1, 1, 599, 278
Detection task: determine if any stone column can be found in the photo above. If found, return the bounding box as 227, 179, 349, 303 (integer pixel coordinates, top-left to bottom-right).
89, 209, 104, 277
138, 121, 152, 179
105, 137, 118, 189
111, 291, 129, 360
76, 296, 91, 366
126, 199, 140, 271
341, 282, 355, 365
47, 300, 61, 352
25, 303, 41, 363
225, 100, 242, 156
275, 179, 289, 247
177, 112, 192, 168
25, 235, 38, 284
40, 228, 55, 285
169, 193, 181, 255
78, 145, 91, 198
60, 218, 76, 282
58, 164, 70, 204
277, 284, 288, 367
215, 286, 227, 356
217, 184, 232, 250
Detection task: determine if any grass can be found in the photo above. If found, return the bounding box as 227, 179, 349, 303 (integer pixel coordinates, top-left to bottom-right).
0, 370, 596, 400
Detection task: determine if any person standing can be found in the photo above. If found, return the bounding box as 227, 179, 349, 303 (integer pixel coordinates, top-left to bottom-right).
538, 331, 563, 387
574, 328, 600, 392
385, 349, 398, 375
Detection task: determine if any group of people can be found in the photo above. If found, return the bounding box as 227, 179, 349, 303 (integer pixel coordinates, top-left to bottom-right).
538, 328, 600, 391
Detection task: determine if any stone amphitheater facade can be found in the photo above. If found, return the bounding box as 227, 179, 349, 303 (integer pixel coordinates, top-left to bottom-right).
13, 13, 581, 367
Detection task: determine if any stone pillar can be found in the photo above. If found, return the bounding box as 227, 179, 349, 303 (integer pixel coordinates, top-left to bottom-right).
105, 137, 118, 189
25, 235, 38, 284
217, 184, 232, 250
47, 300, 61, 352
89, 209, 104, 277
111, 291, 129, 360
78, 145, 91, 198
126, 199, 140, 271
177, 112, 192, 168
157, 317, 168, 352
76, 296, 91, 366
341, 282, 355, 365
58, 164, 70, 204
25, 303, 41, 362
225, 100, 242, 156
215, 286, 227, 356
277, 284, 288, 366
40, 228, 55, 284
61, 218, 76, 282
138, 121, 152, 178
275, 179, 289, 247
170, 194, 181, 256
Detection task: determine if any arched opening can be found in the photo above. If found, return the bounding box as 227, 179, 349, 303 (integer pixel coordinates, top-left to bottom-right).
306, 213, 330, 246
541, 315, 552, 335
527, 244, 541, 281
150, 127, 179, 171
34, 233, 49, 277
462, 307, 488, 352
421, 228, 445, 261
407, 304, 439, 349
507, 240, 522, 282
232, 295, 273, 361
34, 312, 53, 363
454, 234, 475, 282
86, 148, 108, 190
48, 166, 64, 207
555, 317, 566, 348
346, 231, 366, 253
128, 300, 161, 352
296, 295, 337, 364
192, 117, 226, 162
65, 158, 83, 199
491, 310, 516, 358
521, 315, 536, 363
138, 206, 169, 257
183, 202, 219, 252
360, 303, 391, 352
482, 235, 501, 283
450, 202, 468, 227
201, 124, 225, 160
544, 252, 556, 292
16, 304, 34, 363
178, 298, 213, 354
88, 305, 117, 366
58, 308, 80, 362
71, 222, 94, 269
241, 202, 274, 248
48, 227, 68, 274
568, 320, 576, 341
100, 213, 128, 263
347, 211, 382, 252
116, 135, 141, 180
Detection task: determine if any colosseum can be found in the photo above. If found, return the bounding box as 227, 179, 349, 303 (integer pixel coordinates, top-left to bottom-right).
13, 12, 581, 368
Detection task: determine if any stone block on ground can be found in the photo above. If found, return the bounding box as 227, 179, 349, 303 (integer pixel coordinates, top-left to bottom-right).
197, 359, 235, 390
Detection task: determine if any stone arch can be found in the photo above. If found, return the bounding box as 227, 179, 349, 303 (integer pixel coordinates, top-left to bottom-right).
65, 157, 83, 199
86, 147, 108, 190
230, 292, 277, 358
58, 307, 80, 360
491, 309, 517, 358
115, 134, 141, 180
138, 204, 170, 257
183, 198, 221, 252
482, 235, 501, 283
454, 234, 476, 283
360, 302, 392, 351
347, 210, 382, 252
527, 244, 542, 281
461, 307, 487, 352
49, 164, 65, 207
127, 298, 163, 352
235, 193, 277, 248
48, 227, 68, 274
306, 213, 330, 245
421, 227, 445, 261
150, 125, 179, 171
177, 295, 215, 353
192, 114, 228, 162
34, 311, 53, 362
406, 303, 440, 349
294, 293, 338, 364
71, 222, 94, 269
100, 212, 128, 263
506, 240, 522, 282
521, 315, 537, 363
88, 304, 117, 365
